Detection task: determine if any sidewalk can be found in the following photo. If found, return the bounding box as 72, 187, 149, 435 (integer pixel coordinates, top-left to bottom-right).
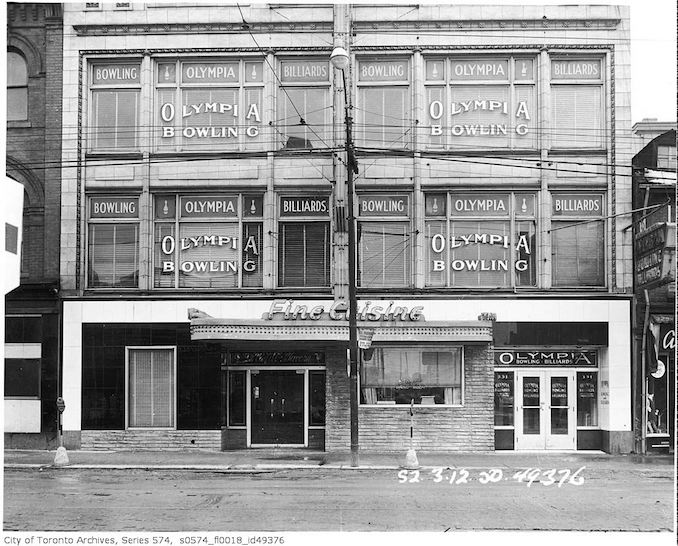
4, 447, 674, 471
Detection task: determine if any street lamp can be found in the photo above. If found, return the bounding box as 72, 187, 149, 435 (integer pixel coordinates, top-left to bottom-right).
330, 46, 360, 467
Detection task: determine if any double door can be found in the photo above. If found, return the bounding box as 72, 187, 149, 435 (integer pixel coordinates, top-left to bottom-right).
250, 370, 304, 446
515, 371, 576, 450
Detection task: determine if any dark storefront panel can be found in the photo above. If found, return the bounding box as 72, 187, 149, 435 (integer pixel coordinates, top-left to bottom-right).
82, 324, 220, 430
494, 322, 608, 346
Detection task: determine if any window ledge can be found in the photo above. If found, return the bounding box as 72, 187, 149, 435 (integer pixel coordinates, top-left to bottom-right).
7, 120, 32, 129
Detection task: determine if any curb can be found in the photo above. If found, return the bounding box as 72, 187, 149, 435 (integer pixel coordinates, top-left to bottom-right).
5, 463, 408, 471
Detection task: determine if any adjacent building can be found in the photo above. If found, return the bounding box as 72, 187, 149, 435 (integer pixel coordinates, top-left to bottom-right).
631, 129, 676, 453
5, 2, 63, 449
59, 4, 634, 453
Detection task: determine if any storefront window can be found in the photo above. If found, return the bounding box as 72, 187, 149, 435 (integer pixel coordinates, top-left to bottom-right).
424, 57, 537, 149
494, 371, 514, 426
154, 194, 263, 289
358, 194, 412, 287
127, 348, 175, 428
278, 196, 330, 288
277, 59, 330, 149
228, 371, 246, 427
360, 347, 462, 405
551, 58, 604, 149
357, 59, 411, 149
155, 59, 264, 152
551, 193, 605, 286
647, 368, 669, 435
89, 62, 140, 151
87, 197, 139, 289
577, 372, 598, 427
426, 193, 536, 287
309, 371, 326, 426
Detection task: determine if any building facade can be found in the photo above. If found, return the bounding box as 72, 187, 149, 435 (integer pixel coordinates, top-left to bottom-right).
5, 3, 63, 449
631, 129, 676, 453
59, 4, 634, 453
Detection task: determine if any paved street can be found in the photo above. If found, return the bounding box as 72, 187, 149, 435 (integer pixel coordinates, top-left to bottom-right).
3, 463, 674, 532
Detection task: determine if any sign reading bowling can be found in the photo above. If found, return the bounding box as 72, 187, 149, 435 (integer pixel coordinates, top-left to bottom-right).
90, 197, 139, 219
359, 195, 409, 217
92, 63, 140, 85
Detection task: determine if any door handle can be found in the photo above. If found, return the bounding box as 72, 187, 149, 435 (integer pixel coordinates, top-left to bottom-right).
270, 398, 274, 418
282, 398, 286, 418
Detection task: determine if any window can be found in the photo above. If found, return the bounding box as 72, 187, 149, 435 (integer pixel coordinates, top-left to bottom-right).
309, 371, 326, 426
7, 51, 28, 121
127, 348, 175, 428
494, 371, 514, 426
657, 145, 677, 171
357, 59, 411, 148
154, 194, 263, 289
90, 62, 141, 151
361, 347, 463, 405
577, 372, 598, 427
277, 59, 331, 149
424, 57, 537, 149
228, 371, 246, 427
358, 194, 412, 287
551, 58, 604, 148
156, 59, 264, 152
551, 193, 605, 286
5, 359, 40, 398
87, 197, 139, 288
426, 193, 537, 288
278, 196, 330, 288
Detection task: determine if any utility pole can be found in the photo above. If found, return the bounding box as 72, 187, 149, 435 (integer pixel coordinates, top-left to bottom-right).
330, 46, 360, 467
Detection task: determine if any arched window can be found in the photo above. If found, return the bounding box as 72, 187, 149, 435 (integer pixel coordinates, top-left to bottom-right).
7, 51, 28, 121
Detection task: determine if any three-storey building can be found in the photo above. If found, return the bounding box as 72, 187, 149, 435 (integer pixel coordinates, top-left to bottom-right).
60, 4, 634, 453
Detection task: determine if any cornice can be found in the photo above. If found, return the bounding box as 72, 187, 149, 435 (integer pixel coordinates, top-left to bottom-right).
73, 21, 334, 36
353, 18, 621, 33
72, 18, 620, 37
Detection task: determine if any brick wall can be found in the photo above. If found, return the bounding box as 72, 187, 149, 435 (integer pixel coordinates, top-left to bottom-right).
326, 344, 494, 452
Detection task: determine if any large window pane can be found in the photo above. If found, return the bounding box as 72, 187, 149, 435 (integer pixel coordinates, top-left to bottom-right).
552, 221, 604, 286
361, 348, 462, 405
279, 223, 330, 287
577, 372, 598, 427
7, 51, 28, 121
309, 371, 326, 426
358, 87, 410, 148
450, 221, 510, 287
92, 90, 139, 150
228, 371, 246, 427
179, 223, 239, 288
551, 85, 603, 148
88, 224, 139, 288
359, 222, 411, 287
278, 87, 329, 149
494, 371, 514, 426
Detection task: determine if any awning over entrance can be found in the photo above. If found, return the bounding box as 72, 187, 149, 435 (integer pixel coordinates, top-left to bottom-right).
189, 311, 493, 343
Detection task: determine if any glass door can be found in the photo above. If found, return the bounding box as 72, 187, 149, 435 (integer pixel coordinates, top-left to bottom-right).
515, 373, 545, 449
545, 373, 576, 450
515, 371, 576, 450
251, 370, 305, 446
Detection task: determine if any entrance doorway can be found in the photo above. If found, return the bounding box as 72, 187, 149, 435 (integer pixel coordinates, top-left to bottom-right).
250, 370, 304, 446
515, 371, 576, 450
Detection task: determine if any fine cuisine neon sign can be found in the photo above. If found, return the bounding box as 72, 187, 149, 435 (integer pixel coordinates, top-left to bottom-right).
264, 299, 424, 322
